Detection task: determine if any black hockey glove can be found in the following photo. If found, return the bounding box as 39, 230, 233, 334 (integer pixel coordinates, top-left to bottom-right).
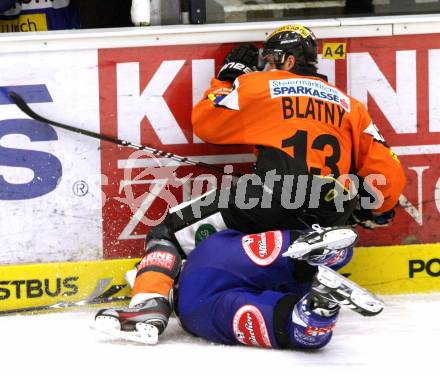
217, 44, 259, 82
348, 176, 396, 230
349, 208, 395, 230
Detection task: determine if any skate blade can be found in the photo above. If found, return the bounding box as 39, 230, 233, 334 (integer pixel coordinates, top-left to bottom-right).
283, 228, 357, 258
91, 318, 159, 345
317, 265, 385, 316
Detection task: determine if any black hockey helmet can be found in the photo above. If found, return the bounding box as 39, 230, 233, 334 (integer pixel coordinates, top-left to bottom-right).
262, 24, 318, 72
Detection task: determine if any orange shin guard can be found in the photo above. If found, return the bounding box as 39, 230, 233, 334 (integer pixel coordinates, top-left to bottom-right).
131, 270, 174, 298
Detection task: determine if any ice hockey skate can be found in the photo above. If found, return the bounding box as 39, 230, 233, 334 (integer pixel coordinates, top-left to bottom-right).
282, 224, 358, 265
310, 265, 384, 317
91, 296, 171, 345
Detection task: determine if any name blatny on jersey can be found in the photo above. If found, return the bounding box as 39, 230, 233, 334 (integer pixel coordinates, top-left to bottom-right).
270, 78, 350, 127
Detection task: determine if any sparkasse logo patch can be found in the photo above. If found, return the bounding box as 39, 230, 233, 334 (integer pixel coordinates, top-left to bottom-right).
269, 78, 351, 112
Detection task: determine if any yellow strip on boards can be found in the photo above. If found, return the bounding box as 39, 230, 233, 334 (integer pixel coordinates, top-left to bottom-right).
340, 243, 440, 294
0, 258, 140, 313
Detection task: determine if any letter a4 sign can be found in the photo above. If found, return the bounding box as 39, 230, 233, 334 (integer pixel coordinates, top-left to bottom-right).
322, 42, 346, 59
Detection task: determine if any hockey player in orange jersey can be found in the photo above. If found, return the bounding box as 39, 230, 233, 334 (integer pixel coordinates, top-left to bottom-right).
93, 24, 406, 344
193, 25, 404, 214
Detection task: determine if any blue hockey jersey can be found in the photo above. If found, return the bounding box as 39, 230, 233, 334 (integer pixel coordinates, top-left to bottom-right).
177, 229, 351, 349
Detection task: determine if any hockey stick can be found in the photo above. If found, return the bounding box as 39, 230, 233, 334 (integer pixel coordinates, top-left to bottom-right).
0, 296, 130, 315
8, 91, 233, 176
0, 280, 130, 316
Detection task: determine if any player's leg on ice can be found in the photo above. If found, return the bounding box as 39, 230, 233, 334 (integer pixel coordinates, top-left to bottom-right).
178, 280, 340, 350
178, 274, 382, 350
93, 231, 181, 344
288, 265, 384, 348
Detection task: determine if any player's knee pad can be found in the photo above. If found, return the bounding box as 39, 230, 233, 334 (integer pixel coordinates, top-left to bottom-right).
287, 294, 338, 349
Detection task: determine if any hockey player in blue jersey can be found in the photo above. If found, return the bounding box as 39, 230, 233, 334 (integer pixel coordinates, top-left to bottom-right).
94, 225, 384, 347
176, 226, 383, 349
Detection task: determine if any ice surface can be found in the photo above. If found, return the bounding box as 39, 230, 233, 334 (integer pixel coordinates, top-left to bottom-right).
1, 294, 438, 376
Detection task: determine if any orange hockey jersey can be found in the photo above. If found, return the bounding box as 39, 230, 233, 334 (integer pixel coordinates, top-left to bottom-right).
192, 70, 406, 212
